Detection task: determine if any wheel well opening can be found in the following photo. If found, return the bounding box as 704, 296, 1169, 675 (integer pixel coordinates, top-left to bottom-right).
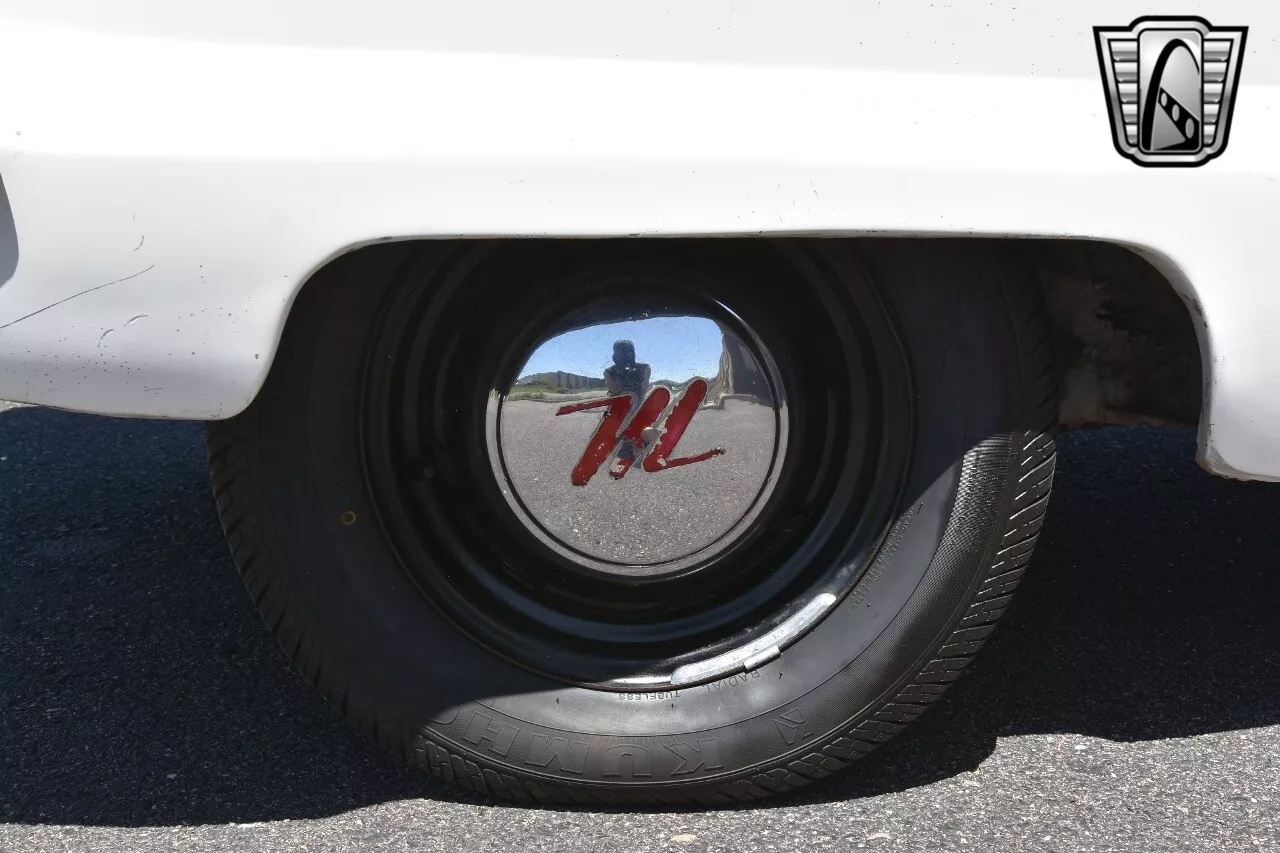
286, 236, 1204, 434
1023, 239, 1202, 430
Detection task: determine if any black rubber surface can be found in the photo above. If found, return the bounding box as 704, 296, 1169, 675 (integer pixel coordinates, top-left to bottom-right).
205, 239, 1058, 804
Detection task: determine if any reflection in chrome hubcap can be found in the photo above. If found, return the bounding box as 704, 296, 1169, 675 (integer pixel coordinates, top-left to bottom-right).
487, 296, 786, 575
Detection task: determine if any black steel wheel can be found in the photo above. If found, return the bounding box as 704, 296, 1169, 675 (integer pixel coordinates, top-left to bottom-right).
208, 238, 1056, 805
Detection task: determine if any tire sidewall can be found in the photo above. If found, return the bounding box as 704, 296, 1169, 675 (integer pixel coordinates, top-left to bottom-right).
245, 239, 1024, 788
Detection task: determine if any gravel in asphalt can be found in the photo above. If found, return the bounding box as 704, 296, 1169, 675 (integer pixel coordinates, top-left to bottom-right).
1, 407, 1279, 852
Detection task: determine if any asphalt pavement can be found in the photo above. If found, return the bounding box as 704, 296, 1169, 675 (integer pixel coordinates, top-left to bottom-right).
2, 405, 1279, 852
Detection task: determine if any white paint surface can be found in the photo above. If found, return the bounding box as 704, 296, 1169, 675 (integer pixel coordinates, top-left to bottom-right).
0, 3, 1277, 478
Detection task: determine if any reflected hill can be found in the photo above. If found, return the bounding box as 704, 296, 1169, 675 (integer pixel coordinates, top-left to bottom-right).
509, 333, 772, 409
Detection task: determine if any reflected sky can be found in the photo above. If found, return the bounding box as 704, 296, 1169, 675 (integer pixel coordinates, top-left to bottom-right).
520, 316, 723, 382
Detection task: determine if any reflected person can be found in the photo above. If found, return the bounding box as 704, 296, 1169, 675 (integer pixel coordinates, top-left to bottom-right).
603, 340, 651, 461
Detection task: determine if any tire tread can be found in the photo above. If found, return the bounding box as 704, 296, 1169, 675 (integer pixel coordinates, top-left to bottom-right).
205, 241, 1057, 805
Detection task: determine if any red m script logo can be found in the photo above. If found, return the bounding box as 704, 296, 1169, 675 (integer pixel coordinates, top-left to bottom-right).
555, 378, 724, 486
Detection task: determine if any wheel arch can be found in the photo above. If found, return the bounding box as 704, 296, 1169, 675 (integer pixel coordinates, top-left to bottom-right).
260, 235, 1205, 451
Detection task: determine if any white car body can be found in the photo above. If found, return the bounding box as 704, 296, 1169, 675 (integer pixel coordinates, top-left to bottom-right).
0, 1, 1276, 478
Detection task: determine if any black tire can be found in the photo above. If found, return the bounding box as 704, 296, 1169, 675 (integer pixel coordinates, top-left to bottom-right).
207, 239, 1056, 805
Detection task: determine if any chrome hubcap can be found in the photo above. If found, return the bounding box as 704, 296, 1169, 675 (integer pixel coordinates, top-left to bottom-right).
488, 294, 787, 576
